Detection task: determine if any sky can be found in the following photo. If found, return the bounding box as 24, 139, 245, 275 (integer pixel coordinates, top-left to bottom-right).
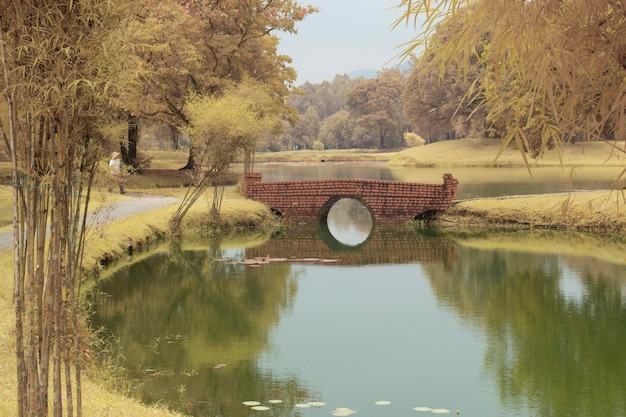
277, 0, 423, 85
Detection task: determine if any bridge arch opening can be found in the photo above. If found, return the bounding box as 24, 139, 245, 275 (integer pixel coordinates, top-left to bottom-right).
414, 209, 439, 221
270, 207, 284, 218
318, 197, 374, 247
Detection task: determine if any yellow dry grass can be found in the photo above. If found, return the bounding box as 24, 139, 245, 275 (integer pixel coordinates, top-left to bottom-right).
439, 191, 626, 266
0, 187, 13, 228
142, 150, 189, 169
252, 148, 396, 163
444, 190, 626, 233
389, 138, 626, 167
141, 148, 396, 169
0, 252, 16, 417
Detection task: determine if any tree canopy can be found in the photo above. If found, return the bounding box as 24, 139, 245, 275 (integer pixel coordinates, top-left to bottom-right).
402, 15, 487, 143
396, 0, 626, 160
347, 69, 407, 148
120, 0, 313, 167
170, 79, 283, 229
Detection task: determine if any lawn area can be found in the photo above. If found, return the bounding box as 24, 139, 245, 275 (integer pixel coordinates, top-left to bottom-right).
443, 190, 626, 234
389, 138, 626, 167
141, 148, 396, 168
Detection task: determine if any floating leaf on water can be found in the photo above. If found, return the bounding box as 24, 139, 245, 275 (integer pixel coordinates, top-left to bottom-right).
412, 406, 432, 412
242, 401, 261, 406
268, 399, 283, 404
331, 407, 357, 416
308, 401, 326, 407
431, 409, 451, 414
251, 405, 271, 411
295, 403, 311, 408
375, 400, 391, 405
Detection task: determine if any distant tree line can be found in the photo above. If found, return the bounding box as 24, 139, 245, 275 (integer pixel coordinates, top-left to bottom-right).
271, 53, 488, 151
138, 42, 490, 153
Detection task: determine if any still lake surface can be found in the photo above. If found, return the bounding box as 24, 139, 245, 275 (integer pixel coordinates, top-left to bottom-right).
91, 164, 626, 417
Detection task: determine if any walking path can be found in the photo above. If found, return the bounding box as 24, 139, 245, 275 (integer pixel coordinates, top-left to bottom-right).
0, 193, 181, 250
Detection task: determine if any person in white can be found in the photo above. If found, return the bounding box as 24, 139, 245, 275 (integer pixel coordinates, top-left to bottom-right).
109, 151, 125, 194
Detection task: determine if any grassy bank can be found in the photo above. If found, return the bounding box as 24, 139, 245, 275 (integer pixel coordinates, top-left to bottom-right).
0, 183, 276, 417
438, 190, 626, 234
0, 207, 183, 416
389, 138, 626, 167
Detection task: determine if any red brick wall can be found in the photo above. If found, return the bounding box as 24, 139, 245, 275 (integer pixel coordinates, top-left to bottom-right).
244, 172, 458, 223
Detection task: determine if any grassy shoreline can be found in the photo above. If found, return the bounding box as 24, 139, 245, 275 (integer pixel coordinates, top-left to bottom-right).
439, 190, 626, 234
0, 186, 277, 417
392, 139, 626, 234
389, 138, 626, 167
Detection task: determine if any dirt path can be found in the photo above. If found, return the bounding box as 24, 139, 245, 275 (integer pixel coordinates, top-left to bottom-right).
0, 193, 181, 251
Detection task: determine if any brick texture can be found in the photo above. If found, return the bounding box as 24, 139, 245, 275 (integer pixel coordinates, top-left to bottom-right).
244, 172, 458, 223
245, 226, 458, 266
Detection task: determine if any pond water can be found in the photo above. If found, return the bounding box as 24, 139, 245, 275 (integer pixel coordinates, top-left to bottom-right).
91, 164, 626, 417
92, 225, 626, 417
250, 163, 624, 199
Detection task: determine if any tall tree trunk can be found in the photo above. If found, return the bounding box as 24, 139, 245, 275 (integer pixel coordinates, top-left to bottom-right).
128, 115, 138, 164
180, 145, 196, 170
3, 1, 122, 414
242, 149, 255, 173
3, 42, 26, 414
169, 124, 180, 150
121, 115, 138, 168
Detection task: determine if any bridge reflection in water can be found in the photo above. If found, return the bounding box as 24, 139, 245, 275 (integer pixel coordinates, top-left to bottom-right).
245, 224, 458, 268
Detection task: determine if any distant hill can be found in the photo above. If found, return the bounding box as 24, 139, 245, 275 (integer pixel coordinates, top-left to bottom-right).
348, 62, 413, 80
348, 69, 377, 79
296, 62, 413, 86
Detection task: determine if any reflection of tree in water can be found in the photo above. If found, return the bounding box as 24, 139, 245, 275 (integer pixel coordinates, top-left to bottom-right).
421, 245, 626, 417
92, 239, 307, 416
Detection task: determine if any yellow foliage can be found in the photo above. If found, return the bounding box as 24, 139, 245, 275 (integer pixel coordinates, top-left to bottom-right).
312, 140, 325, 150
397, 0, 626, 162
404, 132, 426, 147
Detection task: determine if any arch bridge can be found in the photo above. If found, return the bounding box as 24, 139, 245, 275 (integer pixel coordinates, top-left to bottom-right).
244, 172, 458, 223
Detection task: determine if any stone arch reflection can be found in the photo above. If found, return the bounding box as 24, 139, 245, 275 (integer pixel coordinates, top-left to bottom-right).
318, 197, 374, 247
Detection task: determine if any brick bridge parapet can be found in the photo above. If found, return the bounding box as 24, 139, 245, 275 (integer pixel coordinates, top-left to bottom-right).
244, 172, 458, 223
